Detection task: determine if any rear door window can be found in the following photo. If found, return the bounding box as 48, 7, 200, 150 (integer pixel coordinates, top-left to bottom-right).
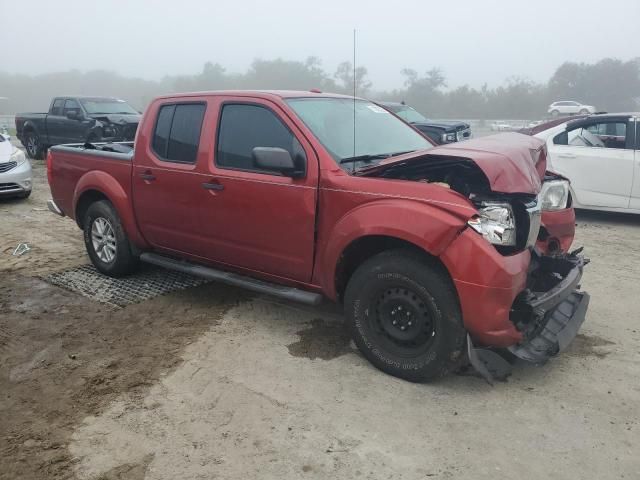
151, 103, 206, 163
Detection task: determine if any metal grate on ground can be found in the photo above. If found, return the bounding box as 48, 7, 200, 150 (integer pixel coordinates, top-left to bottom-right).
42, 264, 210, 308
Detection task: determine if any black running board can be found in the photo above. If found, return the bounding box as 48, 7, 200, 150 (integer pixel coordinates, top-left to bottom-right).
140, 253, 323, 305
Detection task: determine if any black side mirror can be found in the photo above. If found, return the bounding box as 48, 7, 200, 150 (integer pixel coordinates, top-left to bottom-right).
66, 110, 81, 120
252, 147, 302, 177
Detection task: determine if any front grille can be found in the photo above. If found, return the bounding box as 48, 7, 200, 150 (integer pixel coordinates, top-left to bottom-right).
0, 161, 17, 173
456, 128, 472, 141
0, 182, 21, 192
525, 201, 542, 248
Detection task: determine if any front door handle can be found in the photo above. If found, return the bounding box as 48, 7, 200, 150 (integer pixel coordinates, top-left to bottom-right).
202, 181, 224, 191
558, 153, 576, 159
139, 171, 156, 181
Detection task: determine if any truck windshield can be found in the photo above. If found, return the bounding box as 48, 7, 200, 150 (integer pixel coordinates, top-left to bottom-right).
286, 98, 432, 170
80, 99, 139, 115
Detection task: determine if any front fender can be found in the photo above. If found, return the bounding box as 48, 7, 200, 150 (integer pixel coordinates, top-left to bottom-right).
73, 170, 148, 248
318, 199, 469, 299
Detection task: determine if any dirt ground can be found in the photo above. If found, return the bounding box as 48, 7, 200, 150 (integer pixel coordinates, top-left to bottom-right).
1, 161, 640, 479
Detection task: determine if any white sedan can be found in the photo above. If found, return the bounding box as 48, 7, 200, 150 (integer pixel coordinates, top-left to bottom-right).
0, 134, 32, 198
547, 101, 596, 116
535, 113, 640, 213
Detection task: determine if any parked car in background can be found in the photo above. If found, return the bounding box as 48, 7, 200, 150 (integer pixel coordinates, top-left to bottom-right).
15, 96, 141, 159
548, 101, 596, 117
376, 101, 471, 144
534, 113, 640, 213
0, 133, 31, 198
46, 90, 589, 383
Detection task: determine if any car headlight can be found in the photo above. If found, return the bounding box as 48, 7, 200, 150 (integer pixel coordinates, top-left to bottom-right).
539, 179, 569, 211
441, 132, 457, 143
468, 202, 516, 246
10, 147, 27, 166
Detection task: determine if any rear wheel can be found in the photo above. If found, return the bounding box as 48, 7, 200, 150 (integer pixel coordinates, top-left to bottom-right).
344, 250, 466, 382
83, 200, 138, 277
24, 131, 45, 159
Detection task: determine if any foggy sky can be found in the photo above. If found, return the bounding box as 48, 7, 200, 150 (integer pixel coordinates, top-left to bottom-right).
3, 0, 639, 90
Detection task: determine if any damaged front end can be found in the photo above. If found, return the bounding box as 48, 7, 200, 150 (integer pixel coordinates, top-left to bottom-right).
509, 249, 590, 362
468, 248, 590, 383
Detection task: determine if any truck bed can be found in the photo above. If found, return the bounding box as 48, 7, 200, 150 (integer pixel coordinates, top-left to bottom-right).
48, 142, 135, 222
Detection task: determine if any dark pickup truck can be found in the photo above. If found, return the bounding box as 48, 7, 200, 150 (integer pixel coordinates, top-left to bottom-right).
378, 101, 472, 144
16, 96, 141, 159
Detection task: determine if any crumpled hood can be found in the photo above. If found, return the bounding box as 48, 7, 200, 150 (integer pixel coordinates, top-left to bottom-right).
361, 132, 546, 195
89, 113, 141, 125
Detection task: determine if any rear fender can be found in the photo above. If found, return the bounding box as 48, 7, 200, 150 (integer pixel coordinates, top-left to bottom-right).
73, 170, 148, 248
318, 199, 469, 299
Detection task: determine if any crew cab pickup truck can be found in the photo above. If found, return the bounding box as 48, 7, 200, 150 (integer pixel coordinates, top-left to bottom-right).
46, 90, 589, 382
377, 101, 472, 144
16, 96, 141, 159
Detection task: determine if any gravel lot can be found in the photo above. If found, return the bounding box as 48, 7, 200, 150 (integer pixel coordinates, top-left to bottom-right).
1, 161, 639, 479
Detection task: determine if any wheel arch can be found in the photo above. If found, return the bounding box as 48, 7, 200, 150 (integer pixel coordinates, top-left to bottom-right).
320, 198, 468, 302
73, 171, 149, 249
334, 234, 455, 303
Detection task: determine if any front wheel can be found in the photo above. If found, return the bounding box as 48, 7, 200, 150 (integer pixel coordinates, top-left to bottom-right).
550, 109, 559, 117
83, 200, 138, 277
344, 250, 466, 382
579, 109, 589, 115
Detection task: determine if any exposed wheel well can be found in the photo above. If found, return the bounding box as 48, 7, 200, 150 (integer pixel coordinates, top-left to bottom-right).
75, 190, 110, 228
334, 235, 452, 302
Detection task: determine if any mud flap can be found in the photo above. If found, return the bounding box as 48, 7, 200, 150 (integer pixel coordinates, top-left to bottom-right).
508, 291, 590, 363
467, 334, 512, 385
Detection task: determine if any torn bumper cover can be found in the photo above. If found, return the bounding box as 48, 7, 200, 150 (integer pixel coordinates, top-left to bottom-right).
508, 252, 589, 362
469, 250, 589, 382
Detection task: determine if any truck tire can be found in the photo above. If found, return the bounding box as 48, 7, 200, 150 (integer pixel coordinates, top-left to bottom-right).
344, 249, 465, 382
83, 200, 138, 277
24, 131, 45, 159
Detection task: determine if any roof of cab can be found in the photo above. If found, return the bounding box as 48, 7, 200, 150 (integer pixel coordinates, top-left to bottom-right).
154, 90, 360, 101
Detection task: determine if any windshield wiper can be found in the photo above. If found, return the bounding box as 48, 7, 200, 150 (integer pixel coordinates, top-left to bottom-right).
339, 150, 416, 166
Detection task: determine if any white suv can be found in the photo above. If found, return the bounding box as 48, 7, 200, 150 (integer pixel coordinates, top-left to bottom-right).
548, 101, 596, 116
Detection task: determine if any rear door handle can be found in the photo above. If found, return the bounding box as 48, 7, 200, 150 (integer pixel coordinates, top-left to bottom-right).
202, 181, 224, 191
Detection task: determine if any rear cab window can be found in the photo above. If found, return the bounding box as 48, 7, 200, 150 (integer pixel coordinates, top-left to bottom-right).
151, 103, 206, 163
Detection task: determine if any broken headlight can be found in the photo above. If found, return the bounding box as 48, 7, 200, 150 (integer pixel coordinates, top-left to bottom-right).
468, 202, 516, 246
539, 179, 569, 211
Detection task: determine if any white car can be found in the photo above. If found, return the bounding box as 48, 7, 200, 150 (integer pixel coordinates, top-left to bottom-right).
548, 101, 596, 116
0, 134, 32, 198
535, 113, 640, 213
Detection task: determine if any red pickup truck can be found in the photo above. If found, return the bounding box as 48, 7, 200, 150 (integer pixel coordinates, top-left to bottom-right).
46, 90, 589, 382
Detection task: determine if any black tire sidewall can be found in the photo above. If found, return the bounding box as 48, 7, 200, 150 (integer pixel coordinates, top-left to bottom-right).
345, 251, 465, 382
83, 200, 136, 277
25, 132, 43, 159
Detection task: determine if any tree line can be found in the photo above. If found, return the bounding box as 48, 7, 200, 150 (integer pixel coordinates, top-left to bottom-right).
1, 57, 638, 119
